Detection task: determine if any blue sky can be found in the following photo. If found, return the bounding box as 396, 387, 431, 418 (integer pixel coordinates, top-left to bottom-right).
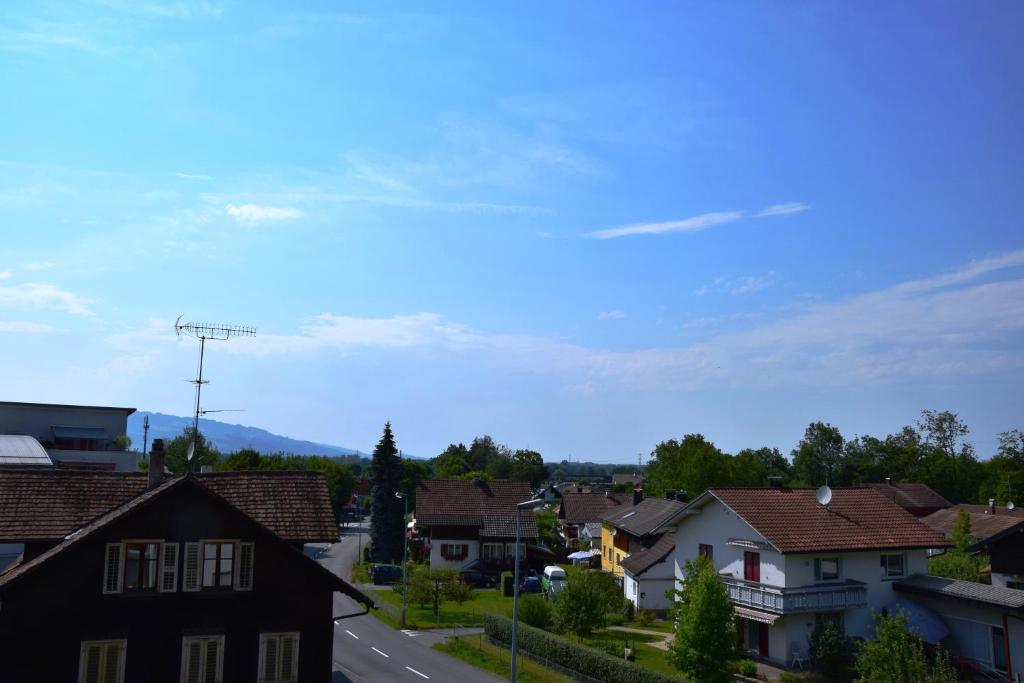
1, 1, 1021, 460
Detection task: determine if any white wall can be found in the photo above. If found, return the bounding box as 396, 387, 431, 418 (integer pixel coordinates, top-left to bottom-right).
0, 404, 132, 443
672, 498, 785, 588
429, 538, 480, 570
625, 555, 676, 610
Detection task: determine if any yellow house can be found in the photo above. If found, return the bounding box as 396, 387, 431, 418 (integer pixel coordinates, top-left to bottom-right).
601, 522, 631, 576
601, 494, 687, 577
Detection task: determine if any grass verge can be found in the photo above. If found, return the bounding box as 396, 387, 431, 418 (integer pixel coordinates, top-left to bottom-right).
433, 635, 574, 683
374, 586, 514, 628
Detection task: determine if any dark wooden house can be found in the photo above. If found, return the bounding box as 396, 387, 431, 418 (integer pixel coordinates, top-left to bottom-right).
0, 466, 368, 682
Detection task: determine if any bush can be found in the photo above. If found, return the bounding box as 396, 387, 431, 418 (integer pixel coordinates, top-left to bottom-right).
636, 609, 655, 627
484, 614, 679, 683
777, 673, 806, 683
737, 660, 758, 677
624, 599, 636, 621
809, 620, 849, 677
518, 594, 552, 629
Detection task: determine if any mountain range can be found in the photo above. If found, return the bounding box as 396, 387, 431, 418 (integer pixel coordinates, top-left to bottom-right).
127, 412, 364, 457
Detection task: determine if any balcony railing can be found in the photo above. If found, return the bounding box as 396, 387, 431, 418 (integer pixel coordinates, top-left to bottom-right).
721, 575, 868, 614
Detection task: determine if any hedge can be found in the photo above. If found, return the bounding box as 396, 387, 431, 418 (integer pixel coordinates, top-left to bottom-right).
483, 614, 683, 683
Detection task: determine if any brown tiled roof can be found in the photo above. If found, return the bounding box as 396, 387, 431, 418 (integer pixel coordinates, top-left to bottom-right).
602, 497, 686, 537
612, 473, 644, 486
868, 483, 952, 512
0, 469, 338, 543
621, 534, 674, 577
702, 488, 951, 553
560, 492, 631, 524
415, 479, 538, 538
922, 505, 1024, 542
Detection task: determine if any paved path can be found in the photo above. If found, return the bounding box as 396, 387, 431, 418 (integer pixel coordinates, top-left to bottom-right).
607, 625, 674, 651
319, 519, 503, 683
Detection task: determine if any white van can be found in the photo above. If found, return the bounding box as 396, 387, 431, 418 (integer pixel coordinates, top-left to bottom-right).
542, 565, 567, 595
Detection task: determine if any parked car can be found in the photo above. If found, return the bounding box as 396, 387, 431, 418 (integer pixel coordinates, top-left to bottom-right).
371, 564, 404, 585
460, 570, 497, 589
541, 565, 567, 595
520, 576, 542, 593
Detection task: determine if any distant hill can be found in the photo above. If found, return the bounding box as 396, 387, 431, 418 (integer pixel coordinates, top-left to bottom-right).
127, 412, 365, 457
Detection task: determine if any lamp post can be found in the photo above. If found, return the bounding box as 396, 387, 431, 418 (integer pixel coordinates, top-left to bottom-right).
511, 497, 543, 683
395, 491, 409, 628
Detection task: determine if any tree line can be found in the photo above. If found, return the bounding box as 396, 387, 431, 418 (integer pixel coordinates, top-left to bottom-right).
645, 409, 1023, 505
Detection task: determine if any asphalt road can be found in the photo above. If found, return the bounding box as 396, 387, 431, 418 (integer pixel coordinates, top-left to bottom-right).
318, 519, 502, 683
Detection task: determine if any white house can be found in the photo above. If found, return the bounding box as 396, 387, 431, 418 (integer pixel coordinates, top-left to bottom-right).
621, 534, 675, 611
659, 487, 950, 667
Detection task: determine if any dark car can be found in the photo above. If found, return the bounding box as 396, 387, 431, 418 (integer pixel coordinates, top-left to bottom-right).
519, 576, 542, 593
371, 564, 404, 585
460, 570, 497, 589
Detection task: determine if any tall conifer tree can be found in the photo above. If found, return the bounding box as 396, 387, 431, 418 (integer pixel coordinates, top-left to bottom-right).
369, 422, 404, 563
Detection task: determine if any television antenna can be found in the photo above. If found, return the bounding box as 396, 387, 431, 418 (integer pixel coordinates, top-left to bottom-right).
816, 485, 833, 508
175, 317, 255, 469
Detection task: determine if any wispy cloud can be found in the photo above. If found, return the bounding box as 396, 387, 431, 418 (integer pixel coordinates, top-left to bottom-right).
175, 172, 212, 180
225, 203, 303, 225
22, 262, 54, 271
590, 211, 744, 240
598, 310, 626, 321
0, 283, 94, 316
0, 271, 11, 280
0, 321, 64, 333
697, 273, 776, 296
757, 202, 810, 217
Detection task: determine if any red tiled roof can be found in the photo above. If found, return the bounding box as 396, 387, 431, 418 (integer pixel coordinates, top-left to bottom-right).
0, 469, 338, 543
923, 505, 1024, 541
415, 479, 538, 538
706, 487, 951, 553
868, 483, 952, 512
560, 492, 631, 524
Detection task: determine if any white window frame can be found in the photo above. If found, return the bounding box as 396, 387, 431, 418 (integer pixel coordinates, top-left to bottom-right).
180, 635, 224, 683
234, 542, 254, 591
482, 542, 503, 561
880, 553, 906, 579
103, 543, 125, 595
79, 639, 127, 683
183, 542, 201, 592
258, 632, 300, 683
814, 557, 841, 583
160, 542, 179, 593
200, 539, 238, 590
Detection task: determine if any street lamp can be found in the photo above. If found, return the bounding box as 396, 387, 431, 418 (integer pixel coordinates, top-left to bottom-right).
395, 491, 410, 628
511, 497, 544, 683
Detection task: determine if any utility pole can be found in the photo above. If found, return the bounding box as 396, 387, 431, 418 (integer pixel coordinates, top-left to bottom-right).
395, 491, 409, 628
142, 415, 150, 459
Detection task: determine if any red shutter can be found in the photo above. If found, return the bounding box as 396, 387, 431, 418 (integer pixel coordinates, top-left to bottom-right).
744, 551, 760, 582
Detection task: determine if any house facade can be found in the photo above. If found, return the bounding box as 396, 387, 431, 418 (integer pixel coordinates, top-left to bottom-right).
621, 534, 675, 611
601, 493, 685, 577
0, 467, 368, 682
664, 487, 949, 667
414, 479, 539, 574
559, 491, 632, 547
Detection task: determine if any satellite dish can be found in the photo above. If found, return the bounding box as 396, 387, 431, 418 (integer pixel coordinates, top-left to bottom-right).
186, 441, 195, 462
1008, 501, 1016, 511
816, 485, 833, 507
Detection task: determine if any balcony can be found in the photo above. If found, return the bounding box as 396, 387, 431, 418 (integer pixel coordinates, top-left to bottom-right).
722, 575, 868, 614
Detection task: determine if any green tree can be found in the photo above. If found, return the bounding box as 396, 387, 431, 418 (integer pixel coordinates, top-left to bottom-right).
399, 458, 432, 510
792, 422, 848, 486
917, 409, 981, 502
401, 567, 466, 616
645, 434, 731, 497
950, 509, 973, 552
165, 427, 219, 473
369, 422, 405, 564
668, 555, 737, 683
511, 449, 547, 488
433, 443, 471, 478
220, 447, 261, 470
854, 611, 958, 682
730, 447, 792, 487
517, 594, 552, 629
810, 621, 849, 678
553, 569, 623, 638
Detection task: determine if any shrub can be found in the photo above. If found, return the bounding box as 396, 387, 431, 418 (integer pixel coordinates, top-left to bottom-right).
854, 611, 959, 683
809, 620, 849, 677
624, 599, 636, 621
484, 614, 679, 683
554, 569, 624, 637
737, 660, 758, 677
636, 609, 655, 627
517, 594, 552, 630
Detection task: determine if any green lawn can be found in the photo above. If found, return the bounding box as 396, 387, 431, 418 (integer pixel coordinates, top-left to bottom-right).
634, 618, 676, 634
374, 586, 514, 628
434, 635, 574, 683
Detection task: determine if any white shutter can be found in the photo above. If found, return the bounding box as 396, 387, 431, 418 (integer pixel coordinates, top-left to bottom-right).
81, 643, 102, 683
101, 642, 123, 683
79, 641, 125, 683
102, 543, 123, 594
184, 640, 201, 683
203, 639, 219, 683
183, 543, 200, 592
261, 636, 279, 683
235, 542, 254, 591
281, 634, 299, 683
160, 542, 179, 592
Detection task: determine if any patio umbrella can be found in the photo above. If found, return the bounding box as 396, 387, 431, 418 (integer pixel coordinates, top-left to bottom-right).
567, 550, 596, 560
885, 599, 949, 644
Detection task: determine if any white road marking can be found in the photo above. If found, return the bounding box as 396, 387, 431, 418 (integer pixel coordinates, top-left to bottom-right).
345, 630, 359, 639
401, 629, 420, 637
371, 647, 390, 658
405, 666, 430, 679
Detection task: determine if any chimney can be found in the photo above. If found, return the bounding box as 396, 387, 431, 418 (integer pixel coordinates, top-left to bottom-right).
633, 489, 644, 506
148, 439, 165, 489
767, 476, 783, 489
989, 498, 996, 515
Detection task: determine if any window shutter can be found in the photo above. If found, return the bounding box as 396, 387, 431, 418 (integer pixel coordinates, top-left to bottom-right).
203, 639, 219, 683
103, 543, 123, 594
185, 640, 201, 683
101, 643, 122, 683
82, 644, 102, 683
281, 634, 299, 683
160, 542, 179, 592
183, 543, 200, 592
262, 637, 279, 683
235, 542, 254, 591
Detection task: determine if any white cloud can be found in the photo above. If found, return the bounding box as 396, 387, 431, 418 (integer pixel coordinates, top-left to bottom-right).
590, 211, 744, 240
175, 172, 212, 180
695, 274, 775, 296
757, 202, 810, 217
225, 203, 303, 225
598, 310, 626, 320
0, 321, 64, 333
0, 283, 94, 316
0, 271, 11, 280
22, 262, 53, 271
